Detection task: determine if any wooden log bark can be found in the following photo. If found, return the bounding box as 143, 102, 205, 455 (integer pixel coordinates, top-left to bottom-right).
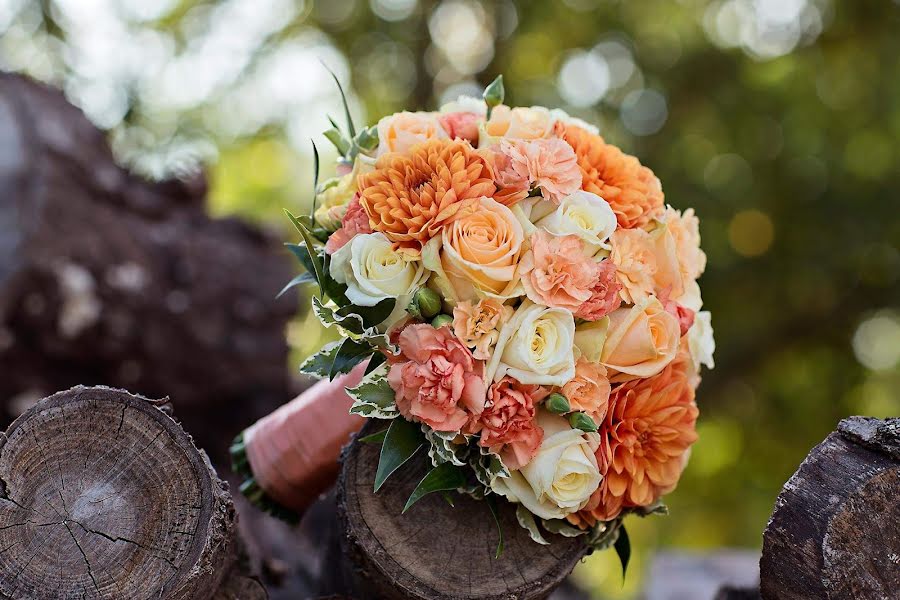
0, 74, 297, 454
333, 421, 588, 600
0, 386, 264, 599
759, 416, 900, 599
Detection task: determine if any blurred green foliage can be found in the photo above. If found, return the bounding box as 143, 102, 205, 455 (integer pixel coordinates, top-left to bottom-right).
3, 0, 898, 596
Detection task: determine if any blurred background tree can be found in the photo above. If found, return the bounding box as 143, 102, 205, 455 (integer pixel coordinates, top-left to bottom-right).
2, 0, 898, 596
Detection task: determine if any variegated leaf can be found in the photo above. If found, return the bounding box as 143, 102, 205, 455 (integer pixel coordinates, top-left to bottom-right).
347, 363, 399, 420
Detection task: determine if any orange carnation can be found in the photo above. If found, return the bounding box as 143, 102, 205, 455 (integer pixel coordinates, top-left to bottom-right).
569, 351, 699, 527
561, 124, 664, 230
358, 139, 519, 250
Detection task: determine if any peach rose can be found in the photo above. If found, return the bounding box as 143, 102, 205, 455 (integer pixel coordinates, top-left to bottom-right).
325, 195, 372, 254
468, 376, 548, 470
520, 230, 600, 311
572, 351, 698, 525
664, 206, 706, 281
439, 112, 481, 145
483, 105, 556, 141
452, 298, 514, 360
429, 196, 525, 301
609, 225, 683, 306
561, 359, 611, 424
574, 259, 622, 321
387, 324, 486, 432
493, 138, 582, 204
601, 297, 680, 382
377, 111, 448, 155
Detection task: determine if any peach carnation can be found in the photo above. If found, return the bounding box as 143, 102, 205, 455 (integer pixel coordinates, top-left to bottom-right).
572, 351, 699, 526
439, 112, 481, 145
561, 359, 611, 424
468, 376, 548, 470
325, 195, 373, 254
358, 139, 516, 250
520, 230, 600, 311
452, 298, 513, 360
574, 259, 622, 321
387, 323, 486, 432
493, 138, 582, 204
561, 124, 664, 230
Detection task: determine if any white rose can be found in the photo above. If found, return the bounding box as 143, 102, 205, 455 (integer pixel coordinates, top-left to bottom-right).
491, 412, 601, 520
534, 191, 617, 253
329, 233, 427, 325
688, 310, 715, 371
439, 95, 487, 116
485, 300, 576, 386
549, 108, 600, 135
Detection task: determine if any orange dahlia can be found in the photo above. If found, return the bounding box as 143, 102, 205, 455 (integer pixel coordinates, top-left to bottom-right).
561, 124, 664, 230
569, 351, 699, 527
358, 139, 519, 250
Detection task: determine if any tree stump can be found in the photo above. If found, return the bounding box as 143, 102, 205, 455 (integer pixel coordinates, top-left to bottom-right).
0, 386, 262, 599
760, 416, 900, 599
0, 74, 297, 455
334, 422, 588, 600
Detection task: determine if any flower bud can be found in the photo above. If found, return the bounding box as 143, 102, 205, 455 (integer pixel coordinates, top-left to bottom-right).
431, 314, 453, 329
408, 287, 442, 320
545, 393, 570, 415
482, 75, 505, 119
568, 411, 598, 433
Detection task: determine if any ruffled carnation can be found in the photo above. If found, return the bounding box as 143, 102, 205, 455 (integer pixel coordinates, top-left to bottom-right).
359, 139, 519, 250
387, 324, 486, 432
468, 376, 548, 470
520, 231, 600, 311
452, 299, 513, 360
561, 359, 611, 424
439, 112, 481, 145
325, 195, 373, 254
574, 259, 622, 321
571, 351, 699, 526
493, 138, 582, 204
561, 124, 664, 230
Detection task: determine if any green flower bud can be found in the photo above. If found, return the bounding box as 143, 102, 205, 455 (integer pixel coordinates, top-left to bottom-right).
431, 314, 453, 329
412, 287, 442, 319
545, 393, 571, 415
568, 412, 598, 433
482, 75, 505, 119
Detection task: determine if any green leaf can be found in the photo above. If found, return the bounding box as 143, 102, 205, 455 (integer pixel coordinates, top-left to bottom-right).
323, 62, 356, 137
323, 128, 351, 156
424, 427, 470, 467
299, 341, 342, 378
541, 518, 588, 538
330, 337, 374, 380
364, 351, 387, 376
285, 210, 325, 295
614, 524, 631, 579
375, 417, 424, 492
347, 363, 399, 419
358, 428, 388, 444
277, 272, 316, 298
336, 298, 396, 330
515, 504, 549, 545
319, 252, 350, 306
310, 141, 320, 223
402, 463, 465, 513
286, 243, 317, 279
486, 495, 504, 559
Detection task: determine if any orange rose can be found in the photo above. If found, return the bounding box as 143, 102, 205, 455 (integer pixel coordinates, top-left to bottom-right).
571, 351, 698, 526
561, 359, 611, 423
601, 297, 680, 382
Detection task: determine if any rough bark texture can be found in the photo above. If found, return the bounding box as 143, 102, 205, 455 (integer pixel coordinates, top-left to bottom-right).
334, 421, 589, 600
0, 386, 263, 599
760, 416, 900, 600
0, 74, 297, 456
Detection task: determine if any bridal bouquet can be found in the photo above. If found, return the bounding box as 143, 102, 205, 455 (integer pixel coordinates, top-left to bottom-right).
284, 76, 714, 563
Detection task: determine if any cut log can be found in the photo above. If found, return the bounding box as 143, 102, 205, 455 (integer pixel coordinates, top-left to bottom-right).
759, 416, 900, 599
333, 421, 588, 600
0, 74, 297, 455
0, 386, 263, 600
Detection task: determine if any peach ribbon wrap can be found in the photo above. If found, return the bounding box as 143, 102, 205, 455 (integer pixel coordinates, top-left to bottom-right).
244, 363, 367, 513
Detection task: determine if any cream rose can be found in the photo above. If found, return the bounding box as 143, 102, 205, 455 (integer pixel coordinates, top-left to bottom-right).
486, 300, 576, 386
688, 310, 715, 372
534, 191, 617, 253
550, 108, 600, 134
425, 196, 524, 302
491, 412, 601, 520
601, 296, 680, 381
440, 95, 487, 116
329, 232, 427, 325
377, 111, 448, 155
481, 105, 556, 146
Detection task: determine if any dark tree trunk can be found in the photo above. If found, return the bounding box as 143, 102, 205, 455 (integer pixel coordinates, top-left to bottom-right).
0, 74, 298, 458
0, 386, 264, 599
759, 416, 900, 599
330, 421, 589, 600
